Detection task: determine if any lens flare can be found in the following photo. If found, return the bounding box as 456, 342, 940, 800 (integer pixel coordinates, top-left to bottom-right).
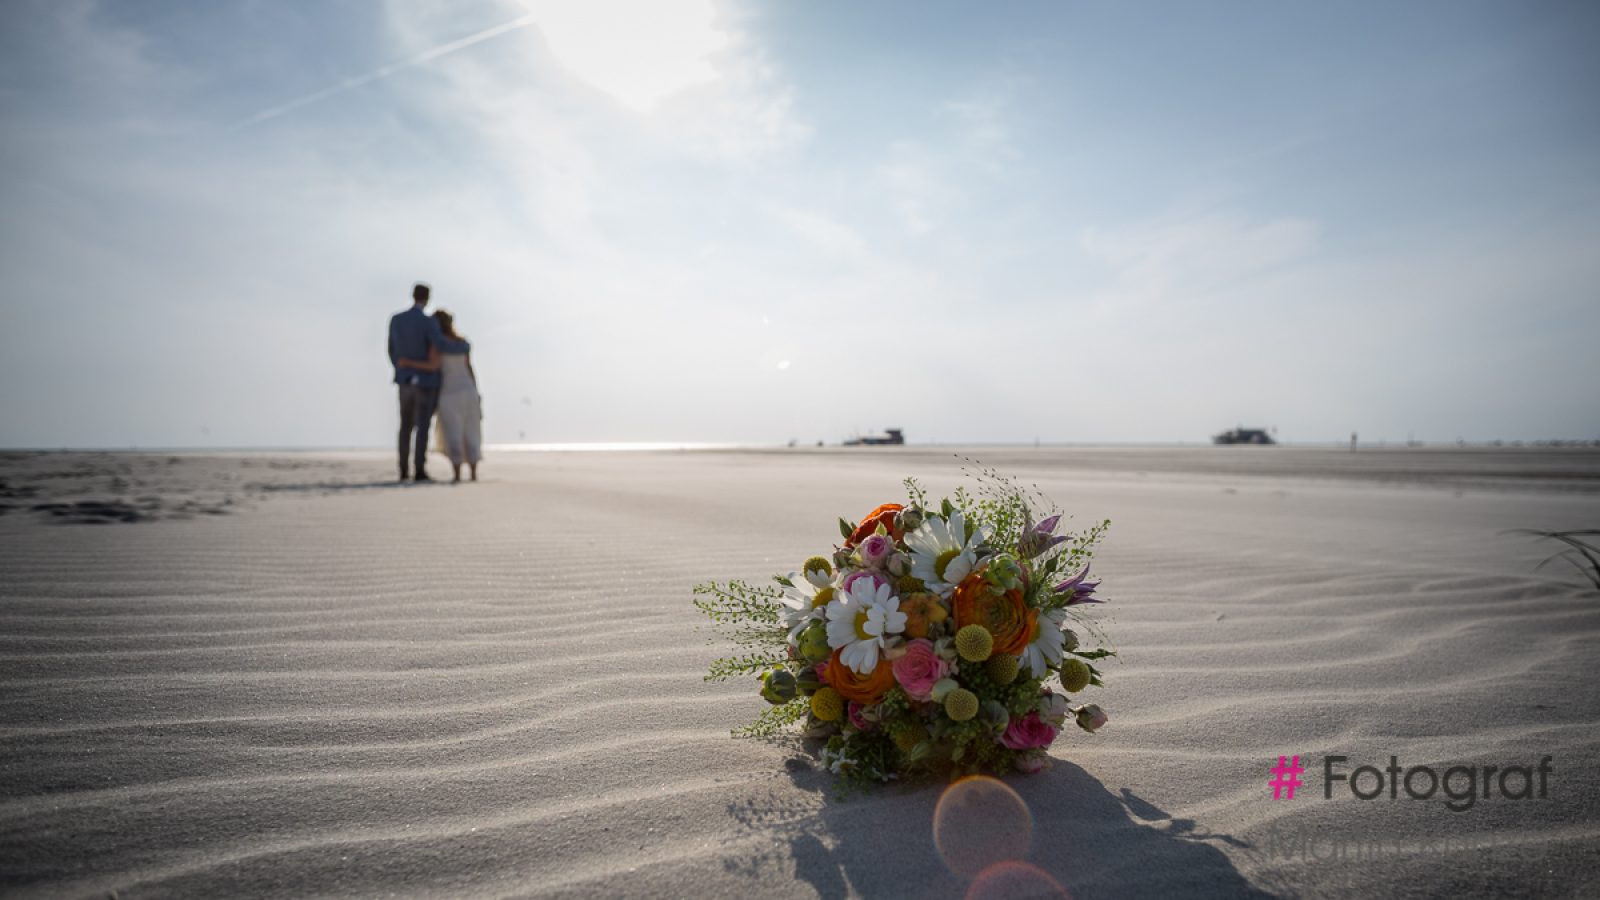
967, 860, 1070, 900
933, 776, 1034, 880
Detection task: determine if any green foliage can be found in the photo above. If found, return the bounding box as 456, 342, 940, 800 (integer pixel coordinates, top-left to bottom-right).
902, 476, 929, 510
693, 579, 782, 626
694, 579, 790, 683
824, 731, 901, 797
705, 651, 791, 682
694, 580, 784, 644
1071, 648, 1116, 661
734, 697, 809, 737
956, 459, 1036, 553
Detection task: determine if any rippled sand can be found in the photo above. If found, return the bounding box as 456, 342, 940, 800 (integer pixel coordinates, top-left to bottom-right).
2, 447, 1598, 897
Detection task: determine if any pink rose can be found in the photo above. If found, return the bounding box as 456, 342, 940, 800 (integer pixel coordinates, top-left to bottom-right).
1075, 704, 1109, 733
891, 638, 950, 702
847, 701, 875, 731
1001, 711, 1060, 750
859, 533, 894, 568
840, 569, 887, 595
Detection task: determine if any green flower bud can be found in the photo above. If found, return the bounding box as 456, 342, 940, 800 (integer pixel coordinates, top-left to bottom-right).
798, 620, 831, 662
984, 554, 1025, 591
760, 669, 798, 704
795, 666, 822, 696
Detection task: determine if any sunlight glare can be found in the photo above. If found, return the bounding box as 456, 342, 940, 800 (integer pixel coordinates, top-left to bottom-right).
525, 0, 729, 111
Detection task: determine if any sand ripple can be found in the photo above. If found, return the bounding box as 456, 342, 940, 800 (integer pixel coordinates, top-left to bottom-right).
3, 449, 1599, 897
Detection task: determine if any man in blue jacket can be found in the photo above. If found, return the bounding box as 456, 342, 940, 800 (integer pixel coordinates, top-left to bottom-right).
388, 282, 445, 481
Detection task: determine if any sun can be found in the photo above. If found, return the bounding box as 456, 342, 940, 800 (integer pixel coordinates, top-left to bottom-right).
523, 0, 730, 112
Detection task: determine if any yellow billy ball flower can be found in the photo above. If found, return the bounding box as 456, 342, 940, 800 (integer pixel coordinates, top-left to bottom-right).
1060, 658, 1091, 693
955, 624, 995, 662
944, 688, 980, 722
890, 721, 929, 753
810, 687, 845, 721
985, 653, 1020, 685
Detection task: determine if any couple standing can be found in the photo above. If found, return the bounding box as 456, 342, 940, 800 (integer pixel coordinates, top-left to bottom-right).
388, 282, 483, 483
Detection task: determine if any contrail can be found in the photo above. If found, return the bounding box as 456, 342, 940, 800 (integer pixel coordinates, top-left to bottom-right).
235, 12, 538, 128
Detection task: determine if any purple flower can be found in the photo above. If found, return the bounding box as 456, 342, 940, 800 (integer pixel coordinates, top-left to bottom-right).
1054, 564, 1104, 606
1018, 514, 1067, 558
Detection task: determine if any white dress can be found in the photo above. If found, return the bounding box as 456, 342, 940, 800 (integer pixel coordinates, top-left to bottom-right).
434, 353, 482, 465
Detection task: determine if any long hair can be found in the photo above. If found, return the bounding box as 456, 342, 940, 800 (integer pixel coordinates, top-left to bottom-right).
433, 310, 464, 342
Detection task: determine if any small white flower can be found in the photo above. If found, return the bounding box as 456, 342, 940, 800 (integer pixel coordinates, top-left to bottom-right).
825, 575, 907, 674
1020, 608, 1069, 677
779, 574, 837, 643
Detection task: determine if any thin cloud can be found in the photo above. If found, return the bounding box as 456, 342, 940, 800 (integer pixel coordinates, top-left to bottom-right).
234, 12, 538, 128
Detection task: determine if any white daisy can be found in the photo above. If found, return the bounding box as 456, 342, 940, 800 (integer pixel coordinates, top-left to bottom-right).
1021, 607, 1069, 677
905, 510, 988, 597
779, 574, 837, 642
825, 575, 907, 673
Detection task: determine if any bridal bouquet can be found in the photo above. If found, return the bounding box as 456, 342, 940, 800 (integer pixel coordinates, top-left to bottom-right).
695, 466, 1113, 789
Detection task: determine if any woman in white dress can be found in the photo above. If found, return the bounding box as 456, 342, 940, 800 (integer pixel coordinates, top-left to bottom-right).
397, 310, 482, 482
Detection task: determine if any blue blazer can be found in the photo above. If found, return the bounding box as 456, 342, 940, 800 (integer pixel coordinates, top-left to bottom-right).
388, 306, 445, 388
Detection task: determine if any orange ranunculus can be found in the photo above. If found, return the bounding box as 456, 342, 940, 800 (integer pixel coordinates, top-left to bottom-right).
952, 572, 1036, 657
898, 592, 949, 639
823, 648, 897, 704
846, 503, 903, 548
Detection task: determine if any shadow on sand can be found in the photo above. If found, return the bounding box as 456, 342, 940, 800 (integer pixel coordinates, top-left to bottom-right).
245, 479, 428, 494
725, 758, 1273, 899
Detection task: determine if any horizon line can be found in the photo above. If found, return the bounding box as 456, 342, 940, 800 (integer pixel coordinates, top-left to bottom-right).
3, 438, 1597, 454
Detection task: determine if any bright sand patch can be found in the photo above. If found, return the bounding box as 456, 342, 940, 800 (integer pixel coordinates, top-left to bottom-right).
2, 447, 1598, 897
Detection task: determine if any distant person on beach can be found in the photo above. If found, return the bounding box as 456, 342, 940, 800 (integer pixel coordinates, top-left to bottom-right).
396, 310, 483, 483
388, 283, 445, 482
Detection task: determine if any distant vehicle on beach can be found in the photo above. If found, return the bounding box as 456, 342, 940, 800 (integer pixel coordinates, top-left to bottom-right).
1213, 427, 1275, 445
844, 428, 905, 446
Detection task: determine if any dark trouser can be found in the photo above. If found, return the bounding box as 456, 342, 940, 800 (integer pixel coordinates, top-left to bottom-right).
397, 384, 439, 477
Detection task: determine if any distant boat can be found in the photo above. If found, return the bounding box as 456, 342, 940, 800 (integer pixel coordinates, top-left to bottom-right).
1213, 427, 1275, 445
844, 428, 905, 447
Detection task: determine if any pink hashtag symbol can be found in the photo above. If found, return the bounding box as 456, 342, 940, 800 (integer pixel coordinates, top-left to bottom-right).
1269, 755, 1304, 800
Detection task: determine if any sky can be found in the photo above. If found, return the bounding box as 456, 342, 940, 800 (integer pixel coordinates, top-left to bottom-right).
1, 0, 1597, 448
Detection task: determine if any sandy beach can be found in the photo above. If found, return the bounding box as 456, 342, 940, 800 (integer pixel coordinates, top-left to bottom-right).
2, 446, 1598, 898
